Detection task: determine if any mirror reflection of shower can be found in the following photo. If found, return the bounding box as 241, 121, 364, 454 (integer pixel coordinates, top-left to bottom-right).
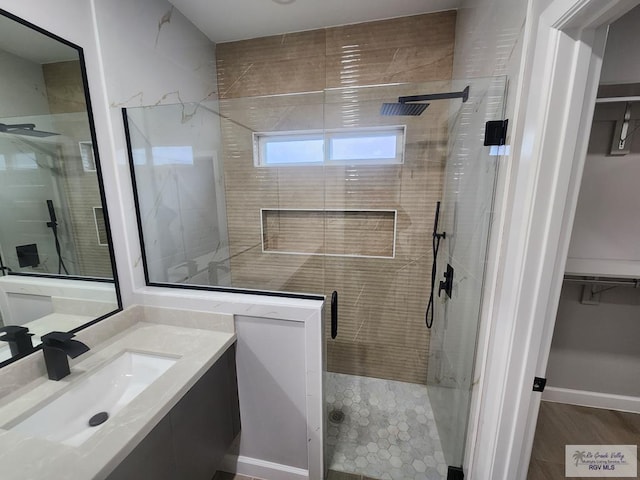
0, 123, 79, 276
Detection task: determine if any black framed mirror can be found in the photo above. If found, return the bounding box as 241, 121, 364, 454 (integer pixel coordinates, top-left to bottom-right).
0, 8, 121, 366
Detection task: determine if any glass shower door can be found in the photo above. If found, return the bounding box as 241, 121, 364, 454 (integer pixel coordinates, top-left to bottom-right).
321, 80, 456, 480
427, 75, 507, 472
322, 77, 506, 479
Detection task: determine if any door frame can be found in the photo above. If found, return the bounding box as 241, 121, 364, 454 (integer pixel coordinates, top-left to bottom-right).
466, 0, 640, 479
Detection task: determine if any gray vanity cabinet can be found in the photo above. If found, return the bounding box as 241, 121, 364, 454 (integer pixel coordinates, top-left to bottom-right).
106, 344, 240, 480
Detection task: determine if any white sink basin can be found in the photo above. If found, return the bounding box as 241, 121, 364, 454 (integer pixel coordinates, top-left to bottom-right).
9, 351, 176, 446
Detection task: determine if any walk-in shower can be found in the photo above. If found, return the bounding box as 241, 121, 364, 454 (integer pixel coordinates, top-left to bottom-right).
123, 76, 507, 480
0, 112, 113, 279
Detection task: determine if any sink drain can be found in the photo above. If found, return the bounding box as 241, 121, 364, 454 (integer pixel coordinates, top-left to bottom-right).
328, 409, 345, 424
88, 411, 109, 427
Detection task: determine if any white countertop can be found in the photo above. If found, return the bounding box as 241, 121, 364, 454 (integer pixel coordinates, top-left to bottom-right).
0, 276, 117, 303
0, 308, 236, 479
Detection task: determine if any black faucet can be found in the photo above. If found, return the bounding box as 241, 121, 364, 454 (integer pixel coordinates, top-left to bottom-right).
0, 326, 34, 356
41, 331, 90, 380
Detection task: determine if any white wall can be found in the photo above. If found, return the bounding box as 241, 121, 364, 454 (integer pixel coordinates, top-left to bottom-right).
0, 50, 49, 117
600, 4, 640, 84
231, 316, 308, 471
566, 103, 640, 276
547, 283, 640, 397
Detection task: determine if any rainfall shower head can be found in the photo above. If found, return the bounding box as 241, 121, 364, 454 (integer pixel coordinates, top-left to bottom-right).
0, 123, 59, 138
380, 86, 470, 116
381, 102, 429, 116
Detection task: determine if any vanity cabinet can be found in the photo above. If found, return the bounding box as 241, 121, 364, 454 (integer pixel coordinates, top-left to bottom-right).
106, 344, 240, 480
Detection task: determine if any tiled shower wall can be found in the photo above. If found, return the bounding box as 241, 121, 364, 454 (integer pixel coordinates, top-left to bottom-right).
43, 61, 113, 278
216, 12, 456, 384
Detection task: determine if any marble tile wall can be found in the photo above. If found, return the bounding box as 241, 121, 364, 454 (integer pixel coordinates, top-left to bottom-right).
216, 12, 456, 384
91, 0, 220, 295
124, 103, 230, 286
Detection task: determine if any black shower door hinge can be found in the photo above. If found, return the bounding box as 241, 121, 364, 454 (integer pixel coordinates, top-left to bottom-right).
484, 119, 509, 146
533, 376, 547, 392
447, 466, 464, 480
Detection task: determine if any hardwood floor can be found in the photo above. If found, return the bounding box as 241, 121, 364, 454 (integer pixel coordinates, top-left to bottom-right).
527, 401, 640, 479
213, 470, 379, 480
212, 472, 257, 480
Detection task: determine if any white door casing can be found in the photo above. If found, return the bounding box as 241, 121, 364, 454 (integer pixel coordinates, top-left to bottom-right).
467, 1, 640, 479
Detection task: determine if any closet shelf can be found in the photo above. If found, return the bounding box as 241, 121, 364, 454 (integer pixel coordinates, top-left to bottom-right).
563, 275, 640, 288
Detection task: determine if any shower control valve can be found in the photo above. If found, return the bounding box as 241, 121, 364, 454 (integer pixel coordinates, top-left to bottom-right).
438, 263, 454, 299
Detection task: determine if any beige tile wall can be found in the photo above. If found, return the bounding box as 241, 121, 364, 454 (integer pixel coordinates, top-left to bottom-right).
262, 210, 396, 257
216, 12, 455, 384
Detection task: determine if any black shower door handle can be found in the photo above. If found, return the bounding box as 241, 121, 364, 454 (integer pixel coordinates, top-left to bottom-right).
331, 291, 338, 339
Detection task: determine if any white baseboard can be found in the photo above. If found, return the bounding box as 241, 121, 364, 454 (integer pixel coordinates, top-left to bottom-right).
220, 454, 309, 480
543, 386, 640, 414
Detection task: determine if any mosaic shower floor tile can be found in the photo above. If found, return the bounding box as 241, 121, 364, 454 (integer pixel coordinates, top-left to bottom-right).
325, 373, 447, 480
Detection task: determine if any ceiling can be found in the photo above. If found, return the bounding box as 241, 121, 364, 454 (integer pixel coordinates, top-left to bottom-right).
169, 0, 461, 43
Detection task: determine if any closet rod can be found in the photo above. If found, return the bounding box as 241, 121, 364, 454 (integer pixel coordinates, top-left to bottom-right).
595, 96, 640, 103
564, 275, 640, 288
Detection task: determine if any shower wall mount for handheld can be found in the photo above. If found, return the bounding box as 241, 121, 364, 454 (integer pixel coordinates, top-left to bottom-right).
381, 86, 470, 116
426, 201, 447, 329
46, 200, 70, 275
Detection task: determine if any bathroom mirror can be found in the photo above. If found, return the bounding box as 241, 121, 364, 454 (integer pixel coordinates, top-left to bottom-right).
0, 9, 120, 366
